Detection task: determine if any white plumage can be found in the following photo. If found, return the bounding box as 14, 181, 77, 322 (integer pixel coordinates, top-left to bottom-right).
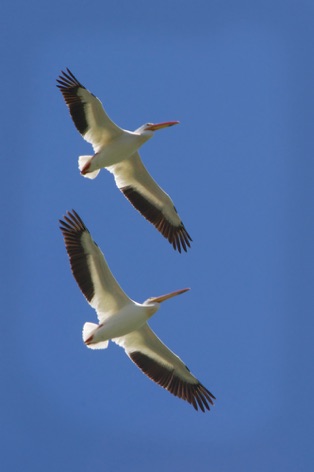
59, 210, 214, 411
57, 69, 191, 252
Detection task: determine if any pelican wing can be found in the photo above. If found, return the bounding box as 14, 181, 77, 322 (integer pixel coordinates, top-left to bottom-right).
114, 324, 215, 411
57, 68, 123, 151
59, 210, 130, 322
108, 152, 192, 253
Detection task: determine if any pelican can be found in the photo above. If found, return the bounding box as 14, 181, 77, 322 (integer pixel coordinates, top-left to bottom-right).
59, 210, 215, 411
57, 69, 192, 253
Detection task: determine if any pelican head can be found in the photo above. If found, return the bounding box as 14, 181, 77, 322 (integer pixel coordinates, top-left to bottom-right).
145, 121, 180, 132
135, 121, 179, 138
144, 287, 190, 309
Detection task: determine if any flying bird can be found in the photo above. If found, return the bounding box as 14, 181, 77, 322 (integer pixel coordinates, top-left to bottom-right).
57, 68, 192, 253
59, 210, 215, 411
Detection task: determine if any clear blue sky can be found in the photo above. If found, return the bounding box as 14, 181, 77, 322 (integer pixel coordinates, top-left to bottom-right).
1, 0, 314, 470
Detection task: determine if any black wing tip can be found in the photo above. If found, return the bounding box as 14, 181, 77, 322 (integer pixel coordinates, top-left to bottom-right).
129, 351, 214, 413
59, 209, 87, 233
56, 70, 89, 135
191, 384, 216, 412
171, 224, 192, 253
56, 68, 84, 90
121, 186, 192, 253
59, 210, 94, 303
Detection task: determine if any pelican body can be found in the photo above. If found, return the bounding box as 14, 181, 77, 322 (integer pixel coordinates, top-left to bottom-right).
82, 123, 175, 176
86, 302, 157, 345
59, 210, 215, 411
57, 69, 192, 252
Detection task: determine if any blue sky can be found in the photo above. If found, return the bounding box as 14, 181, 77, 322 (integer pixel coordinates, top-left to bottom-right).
1, 0, 314, 470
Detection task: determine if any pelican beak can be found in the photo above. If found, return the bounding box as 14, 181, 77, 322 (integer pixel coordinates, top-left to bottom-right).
146, 121, 180, 131
148, 287, 190, 304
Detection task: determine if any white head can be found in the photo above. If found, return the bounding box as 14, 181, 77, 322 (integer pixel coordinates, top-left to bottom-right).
135, 121, 179, 139
143, 287, 190, 317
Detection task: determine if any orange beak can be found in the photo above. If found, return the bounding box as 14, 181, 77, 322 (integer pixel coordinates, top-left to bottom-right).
146, 121, 180, 131
147, 287, 190, 304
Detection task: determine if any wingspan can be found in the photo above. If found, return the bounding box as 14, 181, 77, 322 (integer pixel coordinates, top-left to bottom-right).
108, 153, 192, 253
59, 210, 130, 322
57, 68, 123, 151
113, 324, 215, 411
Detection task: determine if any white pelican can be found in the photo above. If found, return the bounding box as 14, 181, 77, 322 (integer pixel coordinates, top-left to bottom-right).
57, 69, 192, 253
59, 210, 215, 411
